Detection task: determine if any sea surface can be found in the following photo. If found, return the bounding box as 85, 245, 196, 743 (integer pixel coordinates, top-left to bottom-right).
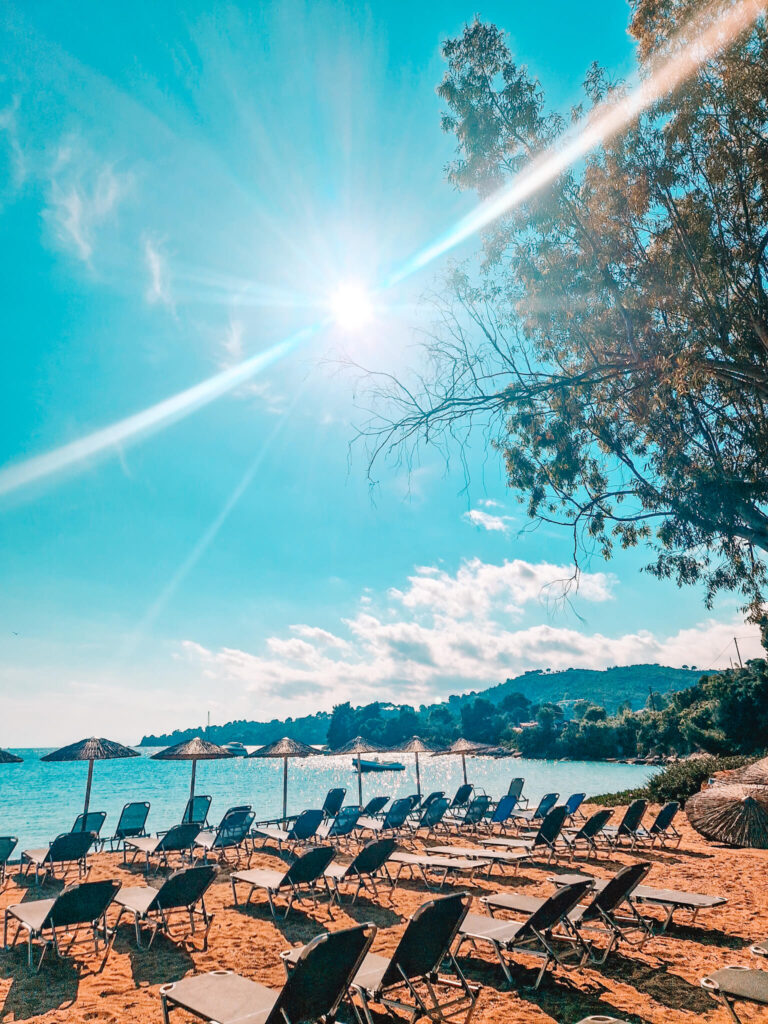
0, 748, 657, 850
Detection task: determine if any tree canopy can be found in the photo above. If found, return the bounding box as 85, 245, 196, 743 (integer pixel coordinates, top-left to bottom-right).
365, 0, 768, 615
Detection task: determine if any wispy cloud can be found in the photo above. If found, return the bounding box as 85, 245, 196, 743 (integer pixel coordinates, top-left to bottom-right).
0, 95, 26, 192
144, 237, 174, 308
463, 507, 515, 533
218, 319, 287, 414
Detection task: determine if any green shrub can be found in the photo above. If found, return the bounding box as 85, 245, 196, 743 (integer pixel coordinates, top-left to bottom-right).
588, 787, 649, 806
646, 754, 757, 805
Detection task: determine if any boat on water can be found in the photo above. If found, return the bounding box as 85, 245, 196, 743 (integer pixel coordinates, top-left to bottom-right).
354, 758, 405, 773
223, 741, 248, 757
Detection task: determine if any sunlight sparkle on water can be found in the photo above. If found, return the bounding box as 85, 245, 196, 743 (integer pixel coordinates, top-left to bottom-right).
329, 281, 374, 331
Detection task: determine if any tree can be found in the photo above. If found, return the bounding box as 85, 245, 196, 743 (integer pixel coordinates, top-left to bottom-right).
364, 2, 768, 617
327, 702, 356, 749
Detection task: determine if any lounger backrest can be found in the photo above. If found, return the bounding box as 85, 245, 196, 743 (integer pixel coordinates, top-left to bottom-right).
49, 831, 96, 862
565, 793, 586, 816
618, 799, 647, 834
115, 801, 150, 839
421, 797, 450, 828
490, 794, 518, 824
450, 784, 473, 809
327, 806, 360, 837
160, 823, 201, 852
215, 808, 255, 847
517, 880, 593, 940
534, 792, 559, 817
351, 837, 398, 875
405, 794, 420, 810
289, 809, 324, 841
578, 808, 614, 838
507, 778, 525, 801
382, 798, 412, 830
285, 845, 336, 885
462, 795, 492, 825
182, 795, 211, 827
650, 801, 679, 833
534, 805, 568, 846
152, 865, 216, 911
583, 860, 651, 920
71, 811, 107, 835
420, 791, 444, 811
362, 796, 388, 816
0, 836, 17, 863
381, 892, 470, 988
322, 788, 346, 818
44, 879, 120, 929
270, 923, 376, 1024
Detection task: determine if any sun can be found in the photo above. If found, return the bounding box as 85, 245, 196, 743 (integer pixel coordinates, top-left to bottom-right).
328, 281, 374, 331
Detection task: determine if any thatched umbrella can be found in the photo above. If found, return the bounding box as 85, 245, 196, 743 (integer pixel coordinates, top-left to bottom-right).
333, 736, 385, 806
717, 757, 768, 787
248, 736, 318, 821
152, 737, 234, 803
396, 736, 440, 800
686, 784, 768, 848
431, 737, 490, 785
0, 749, 22, 764
42, 737, 139, 830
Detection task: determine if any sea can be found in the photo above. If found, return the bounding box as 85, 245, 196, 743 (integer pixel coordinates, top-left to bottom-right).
0, 748, 657, 850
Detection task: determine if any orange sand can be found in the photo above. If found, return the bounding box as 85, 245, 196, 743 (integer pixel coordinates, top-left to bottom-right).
0, 803, 765, 1024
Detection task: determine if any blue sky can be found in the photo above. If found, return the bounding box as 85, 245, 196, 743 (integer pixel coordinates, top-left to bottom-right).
0, 0, 761, 745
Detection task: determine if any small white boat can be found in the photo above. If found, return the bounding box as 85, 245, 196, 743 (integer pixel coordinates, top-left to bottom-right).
223, 741, 248, 757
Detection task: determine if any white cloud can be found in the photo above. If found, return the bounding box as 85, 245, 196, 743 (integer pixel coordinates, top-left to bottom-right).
479, 499, 503, 508
0, 96, 26, 191
220, 319, 244, 364
463, 508, 514, 533
218, 319, 287, 414
144, 237, 174, 308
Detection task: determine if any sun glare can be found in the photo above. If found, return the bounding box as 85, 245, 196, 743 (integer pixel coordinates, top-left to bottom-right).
329, 281, 374, 331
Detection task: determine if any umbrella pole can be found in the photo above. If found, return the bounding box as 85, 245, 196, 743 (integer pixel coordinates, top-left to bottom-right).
415, 752, 421, 800
357, 754, 363, 807
190, 759, 197, 801
282, 756, 288, 822
462, 753, 467, 786
82, 758, 94, 830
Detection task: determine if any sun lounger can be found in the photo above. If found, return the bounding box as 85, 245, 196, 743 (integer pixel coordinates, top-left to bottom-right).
325, 837, 397, 903
427, 844, 528, 875
407, 797, 451, 838
357, 797, 412, 837
71, 811, 107, 838
390, 851, 492, 889
564, 793, 587, 821
114, 864, 216, 949
102, 801, 151, 854
0, 837, 18, 885
316, 805, 361, 843
3, 878, 120, 972
444, 795, 492, 831
182, 794, 212, 828
449, 784, 474, 810
284, 891, 478, 1024
507, 777, 528, 808
230, 845, 336, 917
193, 806, 255, 865
550, 871, 727, 930
253, 808, 324, 850
483, 861, 653, 963
561, 808, 615, 857
361, 795, 389, 816
160, 922, 376, 1024
418, 790, 445, 812
510, 791, 559, 824
124, 823, 201, 875
321, 787, 346, 818
483, 794, 519, 832
638, 801, 681, 847
482, 804, 568, 862
21, 831, 96, 884
701, 966, 768, 1024
601, 798, 647, 849
455, 879, 593, 987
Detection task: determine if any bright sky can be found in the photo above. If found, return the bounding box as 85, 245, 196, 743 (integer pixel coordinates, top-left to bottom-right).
0, 0, 762, 745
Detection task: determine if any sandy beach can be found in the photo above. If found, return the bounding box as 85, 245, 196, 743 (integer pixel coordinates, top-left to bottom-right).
0, 802, 765, 1024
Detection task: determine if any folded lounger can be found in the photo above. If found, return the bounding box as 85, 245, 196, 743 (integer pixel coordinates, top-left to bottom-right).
483, 861, 653, 963
550, 871, 727, 930
0, 836, 18, 886
114, 864, 216, 949
455, 879, 593, 987
325, 837, 397, 904
253, 808, 324, 850
482, 805, 569, 862
390, 851, 492, 889
230, 845, 336, 917
509, 791, 560, 825
701, 966, 768, 1024
21, 831, 96, 885
102, 801, 151, 855
193, 806, 255, 865
3, 878, 120, 972
160, 922, 376, 1024
124, 823, 201, 875
283, 891, 478, 1024
561, 809, 615, 858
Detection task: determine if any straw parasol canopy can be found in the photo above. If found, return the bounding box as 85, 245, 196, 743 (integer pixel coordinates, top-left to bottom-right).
332, 736, 385, 806
152, 736, 234, 802
396, 736, 440, 800
686, 783, 768, 848
0, 748, 22, 764
431, 737, 490, 784
42, 736, 139, 829
249, 736, 318, 821
716, 756, 768, 787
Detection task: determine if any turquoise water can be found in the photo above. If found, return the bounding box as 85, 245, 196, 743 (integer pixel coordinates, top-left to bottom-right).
0, 748, 656, 850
